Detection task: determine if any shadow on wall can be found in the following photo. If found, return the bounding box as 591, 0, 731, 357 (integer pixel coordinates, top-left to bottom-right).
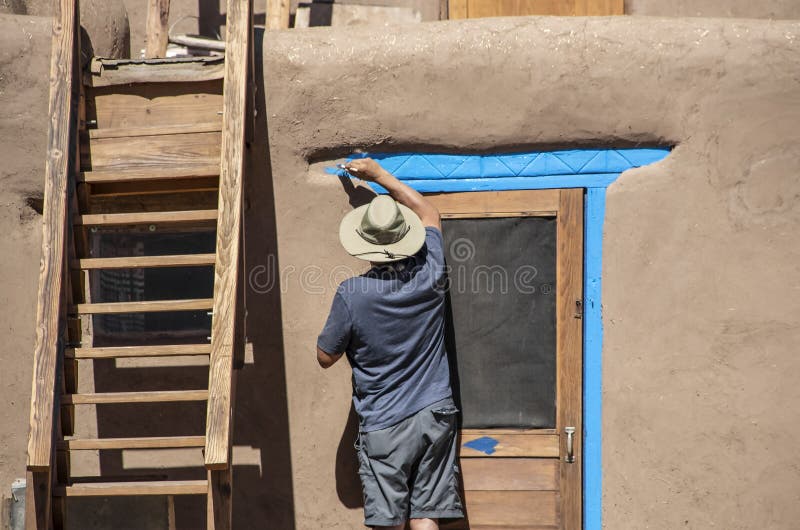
84, 28, 296, 529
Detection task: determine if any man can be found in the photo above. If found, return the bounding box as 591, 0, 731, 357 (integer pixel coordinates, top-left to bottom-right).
317, 158, 464, 530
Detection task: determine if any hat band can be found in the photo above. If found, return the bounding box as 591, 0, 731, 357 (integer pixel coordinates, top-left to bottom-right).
355, 224, 411, 245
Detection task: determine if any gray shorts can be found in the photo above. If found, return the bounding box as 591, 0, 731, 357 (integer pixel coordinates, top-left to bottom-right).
356, 397, 465, 527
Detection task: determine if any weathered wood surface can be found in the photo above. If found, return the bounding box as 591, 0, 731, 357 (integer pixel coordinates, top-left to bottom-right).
85, 57, 225, 87
74, 253, 215, 269
80, 164, 219, 183
88, 122, 221, 140
449, 0, 623, 17
75, 298, 214, 314
145, 0, 171, 58
556, 188, 584, 530
205, 0, 251, 471
460, 458, 558, 491
59, 436, 205, 450
460, 431, 560, 458
54, 480, 208, 497
75, 209, 217, 226
266, 0, 290, 29
88, 81, 223, 129
81, 131, 221, 172
66, 343, 211, 359
428, 189, 559, 218
461, 491, 558, 527
28, 0, 77, 482
63, 390, 208, 404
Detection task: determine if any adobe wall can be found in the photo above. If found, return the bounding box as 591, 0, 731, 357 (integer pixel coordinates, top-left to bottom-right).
0, 11, 798, 530
260, 15, 800, 530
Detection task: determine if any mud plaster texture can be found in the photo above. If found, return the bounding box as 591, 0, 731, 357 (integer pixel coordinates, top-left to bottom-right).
260, 16, 800, 530
0, 0, 130, 59
0, 12, 798, 530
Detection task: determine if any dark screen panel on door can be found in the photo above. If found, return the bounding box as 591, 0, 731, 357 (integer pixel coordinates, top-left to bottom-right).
442, 217, 557, 429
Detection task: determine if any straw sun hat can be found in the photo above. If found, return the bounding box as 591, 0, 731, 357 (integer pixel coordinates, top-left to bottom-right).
339, 195, 426, 263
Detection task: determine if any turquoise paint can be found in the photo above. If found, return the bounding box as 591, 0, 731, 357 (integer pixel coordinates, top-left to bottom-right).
462, 436, 499, 456
333, 149, 670, 530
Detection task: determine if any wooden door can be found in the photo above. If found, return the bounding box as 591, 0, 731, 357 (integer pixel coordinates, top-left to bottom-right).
449, 0, 624, 18
429, 189, 583, 529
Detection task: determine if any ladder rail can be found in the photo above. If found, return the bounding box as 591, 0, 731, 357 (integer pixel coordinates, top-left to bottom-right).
26, 0, 80, 528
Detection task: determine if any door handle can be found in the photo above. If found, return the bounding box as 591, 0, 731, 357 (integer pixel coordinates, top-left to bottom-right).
565, 427, 576, 463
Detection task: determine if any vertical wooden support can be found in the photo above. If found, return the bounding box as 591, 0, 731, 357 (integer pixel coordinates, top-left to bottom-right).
266, 0, 290, 29
145, 0, 171, 58
447, 0, 468, 19
27, 1, 78, 528
439, 0, 450, 20
556, 188, 584, 530
205, 0, 251, 526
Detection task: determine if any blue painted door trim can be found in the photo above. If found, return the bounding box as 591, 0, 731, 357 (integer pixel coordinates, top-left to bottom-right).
331, 148, 670, 530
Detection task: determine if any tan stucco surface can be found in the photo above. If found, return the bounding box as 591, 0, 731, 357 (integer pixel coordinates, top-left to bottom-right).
0, 11, 799, 530
260, 16, 800, 529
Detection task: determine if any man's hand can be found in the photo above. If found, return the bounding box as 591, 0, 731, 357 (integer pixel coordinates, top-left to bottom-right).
344, 158, 388, 182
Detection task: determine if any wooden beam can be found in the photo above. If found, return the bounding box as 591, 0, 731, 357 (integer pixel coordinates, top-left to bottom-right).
63, 390, 208, 404
27, 0, 77, 481
87, 122, 221, 140
74, 298, 214, 314
207, 467, 233, 530
205, 0, 251, 471
66, 343, 212, 359
145, 0, 171, 58
54, 480, 208, 497
79, 164, 220, 184
266, 0, 290, 29
75, 209, 217, 226
59, 436, 205, 450
73, 253, 216, 269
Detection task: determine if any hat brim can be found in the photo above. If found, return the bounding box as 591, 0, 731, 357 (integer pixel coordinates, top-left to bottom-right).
339, 203, 426, 263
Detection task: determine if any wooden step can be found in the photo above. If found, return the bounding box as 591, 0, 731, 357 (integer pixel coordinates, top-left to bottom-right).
66, 344, 212, 359
62, 390, 208, 405
75, 209, 217, 226
59, 436, 205, 450
88, 122, 222, 140
79, 164, 219, 183
81, 131, 221, 173
54, 480, 208, 497
74, 298, 214, 314
73, 254, 216, 270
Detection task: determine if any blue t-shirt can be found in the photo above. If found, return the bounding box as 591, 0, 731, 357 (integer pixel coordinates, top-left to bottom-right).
317, 227, 453, 432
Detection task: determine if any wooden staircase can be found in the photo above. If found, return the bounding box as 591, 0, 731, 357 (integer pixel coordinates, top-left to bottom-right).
25, 1, 252, 528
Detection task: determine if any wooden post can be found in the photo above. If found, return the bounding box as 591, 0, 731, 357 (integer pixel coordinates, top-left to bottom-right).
145, 0, 171, 58
265, 0, 290, 29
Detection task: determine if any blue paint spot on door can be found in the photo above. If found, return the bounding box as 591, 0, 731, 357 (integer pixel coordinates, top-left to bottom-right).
463, 436, 498, 455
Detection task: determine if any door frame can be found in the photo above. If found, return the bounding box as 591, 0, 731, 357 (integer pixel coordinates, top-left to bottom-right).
338, 148, 672, 530
429, 188, 583, 529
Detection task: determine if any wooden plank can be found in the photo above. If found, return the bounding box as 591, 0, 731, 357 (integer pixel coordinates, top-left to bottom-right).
27, 0, 77, 478
63, 390, 208, 404
573, 0, 624, 15
26, 470, 52, 530
87, 191, 219, 215
86, 177, 219, 198
88, 122, 221, 140
448, 0, 468, 18
460, 458, 558, 491
54, 480, 208, 497
81, 132, 221, 172
60, 436, 205, 450
426, 189, 559, 218
207, 467, 233, 530
460, 432, 560, 458
87, 82, 223, 129
80, 164, 219, 183
66, 343, 212, 359
73, 253, 216, 269
86, 60, 225, 87
74, 298, 214, 314
145, 0, 171, 58
556, 188, 584, 530
462, 491, 558, 527
205, 0, 251, 471
76, 209, 217, 226
266, 0, 290, 29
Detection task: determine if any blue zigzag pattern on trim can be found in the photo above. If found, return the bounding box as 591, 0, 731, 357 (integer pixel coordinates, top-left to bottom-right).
346, 148, 670, 180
